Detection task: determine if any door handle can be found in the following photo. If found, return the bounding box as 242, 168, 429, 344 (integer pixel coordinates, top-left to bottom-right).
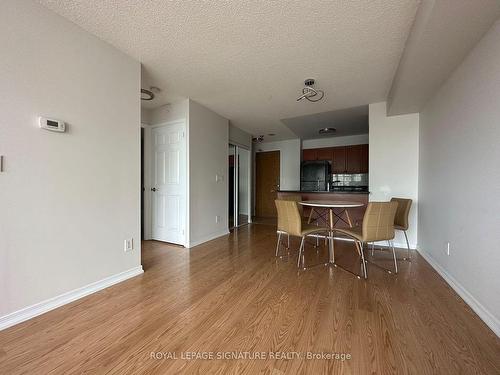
151, 187, 157, 192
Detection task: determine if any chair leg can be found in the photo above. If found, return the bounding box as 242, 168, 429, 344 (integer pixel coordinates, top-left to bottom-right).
275, 232, 282, 257
302, 239, 306, 266
391, 240, 398, 274
359, 242, 367, 279
297, 237, 305, 268
315, 234, 319, 248
330, 231, 335, 263
287, 233, 290, 249
403, 231, 411, 261
371, 242, 375, 256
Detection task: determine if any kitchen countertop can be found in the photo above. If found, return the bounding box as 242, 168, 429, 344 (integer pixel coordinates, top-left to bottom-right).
278, 190, 370, 194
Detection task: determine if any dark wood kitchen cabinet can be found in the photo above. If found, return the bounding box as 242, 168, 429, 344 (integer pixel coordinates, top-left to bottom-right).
346, 145, 362, 173
302, 148, 317, 161
302, 148, 332, 161
316, 148, 332, 161
302, 144, 368, 173
346, 144, 369, 173
331, 147, 346, 173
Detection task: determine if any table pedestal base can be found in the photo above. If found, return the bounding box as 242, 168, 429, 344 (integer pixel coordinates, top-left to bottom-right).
309, 207, 361, 256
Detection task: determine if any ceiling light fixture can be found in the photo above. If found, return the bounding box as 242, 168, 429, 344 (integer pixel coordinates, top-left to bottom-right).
319, 127, 336, 135
296, 79, 325, 102
252, 135, 265, 143
141, 88, 155, 101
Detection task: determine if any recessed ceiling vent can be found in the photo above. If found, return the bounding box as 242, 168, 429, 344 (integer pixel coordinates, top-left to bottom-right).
296, 79, 325, 102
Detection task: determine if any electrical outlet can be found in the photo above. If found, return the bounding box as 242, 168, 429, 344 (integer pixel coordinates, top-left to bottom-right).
124, 238, 134, 252
215, 215, 221, 223
446, 242, 450, 256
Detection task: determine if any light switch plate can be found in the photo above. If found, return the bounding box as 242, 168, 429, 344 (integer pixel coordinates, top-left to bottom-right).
124, 238, 134, 252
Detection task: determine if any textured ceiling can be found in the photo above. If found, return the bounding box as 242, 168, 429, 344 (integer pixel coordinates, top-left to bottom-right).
39, 0, 420, 140
282, 106, 368, 140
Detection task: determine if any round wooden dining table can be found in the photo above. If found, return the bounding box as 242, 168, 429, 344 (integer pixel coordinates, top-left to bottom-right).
298, 200, 365, 266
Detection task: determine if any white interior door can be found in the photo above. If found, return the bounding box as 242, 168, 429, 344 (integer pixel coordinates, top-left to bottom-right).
151, 122, 186, 245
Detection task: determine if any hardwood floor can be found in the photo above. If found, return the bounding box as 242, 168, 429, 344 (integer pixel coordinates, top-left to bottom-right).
0, 224, 499, 374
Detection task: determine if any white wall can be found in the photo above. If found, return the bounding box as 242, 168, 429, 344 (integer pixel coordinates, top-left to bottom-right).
188, 100, 229, 247
255, 139, 301, 191
419, 20, 500, 336
150, 102, 189, 125
302, 134, 369, 149
369, 102, 419, 248
229, 124, 252, 149
0, 1, 141, 321
141, 108, 152, 125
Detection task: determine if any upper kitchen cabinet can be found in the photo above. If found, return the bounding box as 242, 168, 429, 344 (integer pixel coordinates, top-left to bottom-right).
346, 144, 369, 173
316, 148, 333, 161
302, 148, 317, 161
302, 144, 368, 173
346, 145, 361, 173
331, 147, 346, 173
302, 148, 332, 161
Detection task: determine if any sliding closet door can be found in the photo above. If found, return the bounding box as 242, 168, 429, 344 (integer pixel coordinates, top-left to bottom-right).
237, 147, 250, 226
228, 144, 236, 229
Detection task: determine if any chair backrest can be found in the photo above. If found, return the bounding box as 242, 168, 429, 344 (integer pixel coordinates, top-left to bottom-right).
275, 200, 302, 237
391, 197, 412, 230
278, 194, 303, 216
362, 201, 398, 242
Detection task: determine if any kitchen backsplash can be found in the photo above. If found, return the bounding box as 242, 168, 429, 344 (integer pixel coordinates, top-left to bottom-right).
331, 173, 368, 187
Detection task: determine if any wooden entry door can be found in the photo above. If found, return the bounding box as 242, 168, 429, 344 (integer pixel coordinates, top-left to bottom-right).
255, 151, 280, 217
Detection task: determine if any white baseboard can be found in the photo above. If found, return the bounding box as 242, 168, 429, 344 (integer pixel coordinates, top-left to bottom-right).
0, 266, 144, 331
373, 240, 417, 249
417, 249, 500, 338
187, 230, 230, 248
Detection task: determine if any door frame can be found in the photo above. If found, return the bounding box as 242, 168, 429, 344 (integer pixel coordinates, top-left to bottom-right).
142, 123, 151, 240
143, 119, 188, 246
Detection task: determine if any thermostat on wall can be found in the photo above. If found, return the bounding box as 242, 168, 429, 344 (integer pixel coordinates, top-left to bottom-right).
39, 117, 65, 132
